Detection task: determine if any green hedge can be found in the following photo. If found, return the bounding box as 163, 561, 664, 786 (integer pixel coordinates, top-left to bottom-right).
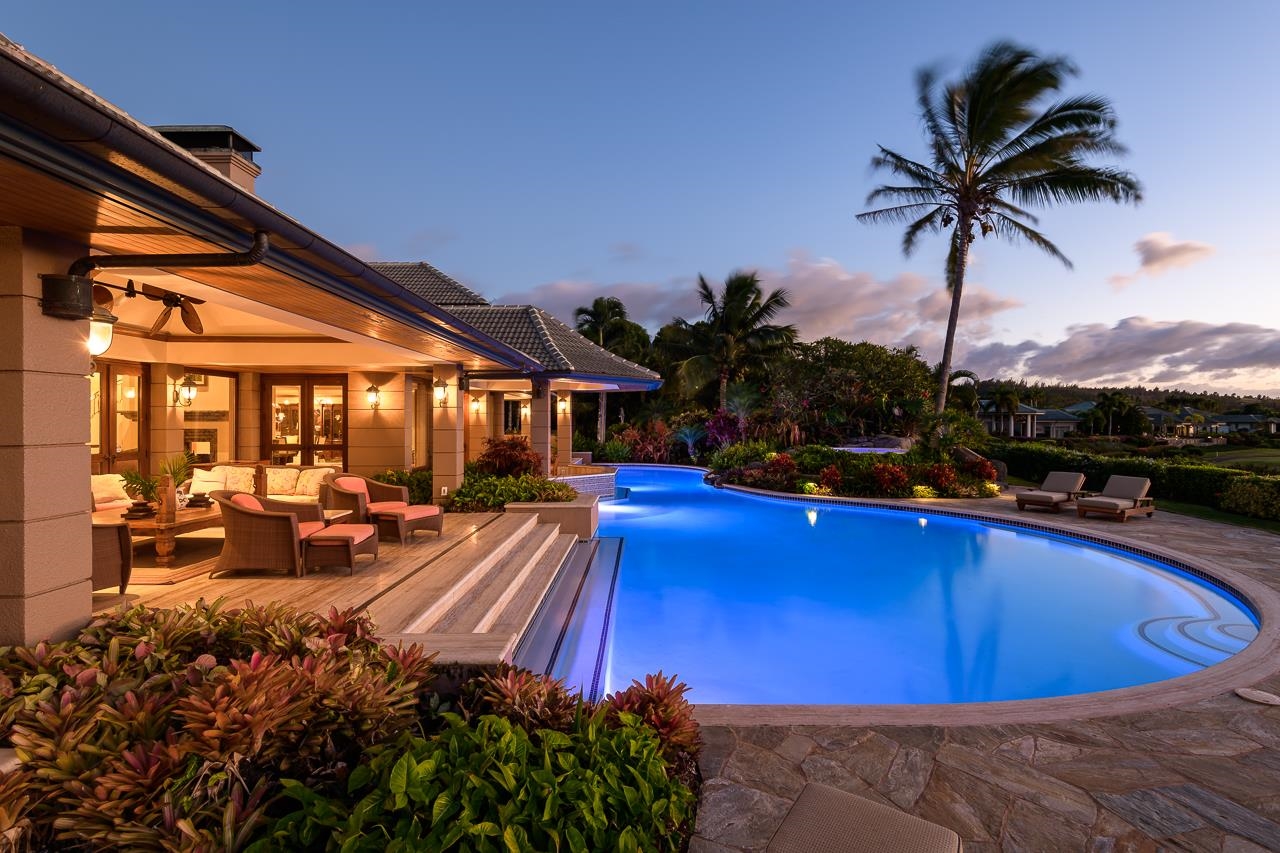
986, 442, 1280, 519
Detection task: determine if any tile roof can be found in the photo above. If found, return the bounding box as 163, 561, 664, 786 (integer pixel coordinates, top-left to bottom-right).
369, 261, 490, 306
1037, 409, 1081, 421
447, 305, 660, 386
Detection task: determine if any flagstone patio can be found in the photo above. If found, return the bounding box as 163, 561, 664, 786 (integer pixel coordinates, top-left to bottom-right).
691, 492, 1280, 851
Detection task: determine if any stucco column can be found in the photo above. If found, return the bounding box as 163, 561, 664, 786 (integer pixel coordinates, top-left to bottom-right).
555, 392, 573, 469
237, 372, 261, 461
466, 391, 489, 462
150, 364, 189, 466
530, 380, 552, 476
0, 227, 93, 644
431, 365, 465, 502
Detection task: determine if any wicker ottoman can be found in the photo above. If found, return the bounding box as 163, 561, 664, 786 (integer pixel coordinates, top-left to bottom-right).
372, 504, 444, 544
767, 783, 962, 853
303, 523, 378, 575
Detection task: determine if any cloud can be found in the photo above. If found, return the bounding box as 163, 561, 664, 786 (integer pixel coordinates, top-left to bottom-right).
609, 242, 645, 263
1109, 232, 1214, 289
958, 316, 1280, 394
345, 242, 379, 261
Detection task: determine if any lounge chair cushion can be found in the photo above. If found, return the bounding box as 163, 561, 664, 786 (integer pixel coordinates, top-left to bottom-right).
1077, 496, 1137, 512
767, 782, 961, 853
367, 500, 410, 514
1100, 475, 1150, 501
230, 493, 264, 511
377, 504, 442, 521
1018, 490, 1071, 506
1040, 471, 1086, 493
306, 523, 376, 545
297, 520, 328, 539
335, 476, 369, 495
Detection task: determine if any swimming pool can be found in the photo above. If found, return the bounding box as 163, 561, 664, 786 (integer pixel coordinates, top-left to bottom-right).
534, 466, 1258, 705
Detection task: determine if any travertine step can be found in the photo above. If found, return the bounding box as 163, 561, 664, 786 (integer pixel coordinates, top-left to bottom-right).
475, 532, 578, 634
424, 522, 562, 633
367, 512, 537, 633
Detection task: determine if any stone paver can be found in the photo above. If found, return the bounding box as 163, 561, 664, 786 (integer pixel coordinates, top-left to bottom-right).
693, 494, 1280, 850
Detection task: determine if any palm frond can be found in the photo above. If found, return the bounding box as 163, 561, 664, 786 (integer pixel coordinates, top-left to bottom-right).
901, 207, 948, 256
868, 147, 944, 187
856, 203, 941, 225
1005, 167, 1142, 207
988, 215, 1072, 268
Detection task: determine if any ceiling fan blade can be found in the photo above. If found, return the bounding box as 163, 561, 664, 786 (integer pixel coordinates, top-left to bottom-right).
149, 305, 173, 336
180, 301, 204, 334
140, 282, 168, 300
185, 295, 206, 305
92, 285, 114, 309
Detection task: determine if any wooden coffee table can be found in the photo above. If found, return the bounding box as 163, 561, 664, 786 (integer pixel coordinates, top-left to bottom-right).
92, 505, 224, 568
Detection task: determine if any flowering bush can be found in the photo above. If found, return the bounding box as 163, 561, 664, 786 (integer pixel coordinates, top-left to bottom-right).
922, 462, 959, 492
736, 452, 799, 493
980, 481, 1003, 497
619, 421, 672, 463
960, 456, 999, 482
819, 464, 844, 493
801, 481, 833, 496
870, 463, 912, 497
912, 484, 939, 499
705, 409, 741, 448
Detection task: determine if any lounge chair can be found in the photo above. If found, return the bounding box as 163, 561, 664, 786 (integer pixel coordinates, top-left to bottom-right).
1015, 471, 1087, 512
322, 473, 444, 544
1075, 475, 1155, 522
211, 491, 378, 576
767, 782, 962, 852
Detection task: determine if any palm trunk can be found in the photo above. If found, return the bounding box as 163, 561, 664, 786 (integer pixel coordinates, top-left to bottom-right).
597, 391, 607, 443
934, 220, 970, 416
718, 371, 728, 411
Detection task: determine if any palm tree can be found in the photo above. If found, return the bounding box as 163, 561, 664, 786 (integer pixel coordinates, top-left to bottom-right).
857, 41, 1141, 415
992, 385, 1021, 437
674, 272, 797, 410
575, 297, 631, 442
1095, 391, 1129, 436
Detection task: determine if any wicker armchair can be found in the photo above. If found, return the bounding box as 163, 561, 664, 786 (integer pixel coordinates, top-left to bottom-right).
321, 473, 444, 544
91, 521, 133, 594
210, 490, 326, 577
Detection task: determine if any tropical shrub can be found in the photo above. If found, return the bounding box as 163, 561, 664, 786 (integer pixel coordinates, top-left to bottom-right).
789, 444, 842, 474
459, 663, 580, 734
912, 485, 938, 499
734, 453, 799, 492
870, 462, 912, 497
706, 440, 774, 472
372, 468, 433, 506
620, 421, 673, 463
1219, 477, 1280, 521
605, 672, 701, 763
705, 409, 741, 448
0, 600, 435, 852
265, 711, 696, 853
921, 462, 959, 492
448, 473, 577, 512
597, 438, 632, 463
819, 464, 843, 493
474, 436, 542, 477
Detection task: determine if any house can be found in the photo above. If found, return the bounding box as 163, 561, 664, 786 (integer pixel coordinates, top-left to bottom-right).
977, 400, 1041, 438
1033, 409, 1081, 439
1207, 414, 1280, 435
0, 35, 658, 644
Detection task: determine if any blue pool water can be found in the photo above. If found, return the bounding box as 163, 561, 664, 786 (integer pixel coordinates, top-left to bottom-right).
557, 466, 1257, 704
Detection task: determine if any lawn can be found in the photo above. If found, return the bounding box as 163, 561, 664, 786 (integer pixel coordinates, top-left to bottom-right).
1202, 447, 1280, 473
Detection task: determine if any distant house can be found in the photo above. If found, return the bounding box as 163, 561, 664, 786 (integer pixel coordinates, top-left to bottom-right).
1033, 409, 1082, 439
977, 400, 1044, 438
1208, 414, 1280, 435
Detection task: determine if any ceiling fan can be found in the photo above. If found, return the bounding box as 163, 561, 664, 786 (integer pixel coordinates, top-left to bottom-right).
138, 281, 205, 335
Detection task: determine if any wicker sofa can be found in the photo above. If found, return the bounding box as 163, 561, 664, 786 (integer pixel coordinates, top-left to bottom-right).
256, 464, 339, 504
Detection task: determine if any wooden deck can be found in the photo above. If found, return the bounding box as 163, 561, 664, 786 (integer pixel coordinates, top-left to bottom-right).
93, 512, 505, 631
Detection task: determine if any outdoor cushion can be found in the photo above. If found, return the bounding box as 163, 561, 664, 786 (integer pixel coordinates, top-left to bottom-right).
1040, 471, 1086, 493
297, 520, 327, 539
1019, 490, 1070, 505
378, 504, 441, 520
1100, 475, 1150, 501
1077, 496, 1137, 512
295, 467, 335, 497
91, 474, 130, 506
230, 493, 264, 511
335, 476, 369, 495
367, 500, 410, 513
265, 467, 301, 496
307, 523, 376, 545
190, 468, 225, 495
216, 465, 256, 493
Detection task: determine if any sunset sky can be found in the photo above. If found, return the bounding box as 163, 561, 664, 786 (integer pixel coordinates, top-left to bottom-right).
7, 2, 1279, 394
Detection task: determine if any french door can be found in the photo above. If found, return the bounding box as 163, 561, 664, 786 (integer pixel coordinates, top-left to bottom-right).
262, 375, 347, 468
90, 361, 147, 474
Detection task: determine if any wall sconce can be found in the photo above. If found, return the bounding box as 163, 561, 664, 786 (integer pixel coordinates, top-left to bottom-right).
173, 375, 199, 408
470, 395, 481, 414
519, 402, 531, 419
39, 273, 94, 320
88, 301, 118, 357
557, 395, 570, 415
433, 376, 449, 407
366, 384, 381, 410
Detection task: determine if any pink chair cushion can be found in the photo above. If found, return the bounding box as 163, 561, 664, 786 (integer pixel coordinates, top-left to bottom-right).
230, 493, 264, 511
298, 520, 328, 539
367, 500, 410, 513
335, 476, 369, 496
381, 504, 441, 520
306, 523, 376, 545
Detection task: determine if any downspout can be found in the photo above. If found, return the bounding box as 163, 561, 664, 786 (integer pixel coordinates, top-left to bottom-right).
68, 229, 269, 277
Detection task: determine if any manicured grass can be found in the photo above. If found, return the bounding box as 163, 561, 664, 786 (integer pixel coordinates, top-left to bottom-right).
1155, 499, 1280, 534
1202, 448, 1280, 472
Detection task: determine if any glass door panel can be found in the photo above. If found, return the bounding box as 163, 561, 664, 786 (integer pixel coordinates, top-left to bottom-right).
268, 384, 303, 465
262, 377, 346, 467
90, 362, 145, 474
312, 384, 345, 469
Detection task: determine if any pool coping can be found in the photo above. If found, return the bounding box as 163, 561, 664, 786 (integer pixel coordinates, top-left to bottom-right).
610, 470, 1280, 727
